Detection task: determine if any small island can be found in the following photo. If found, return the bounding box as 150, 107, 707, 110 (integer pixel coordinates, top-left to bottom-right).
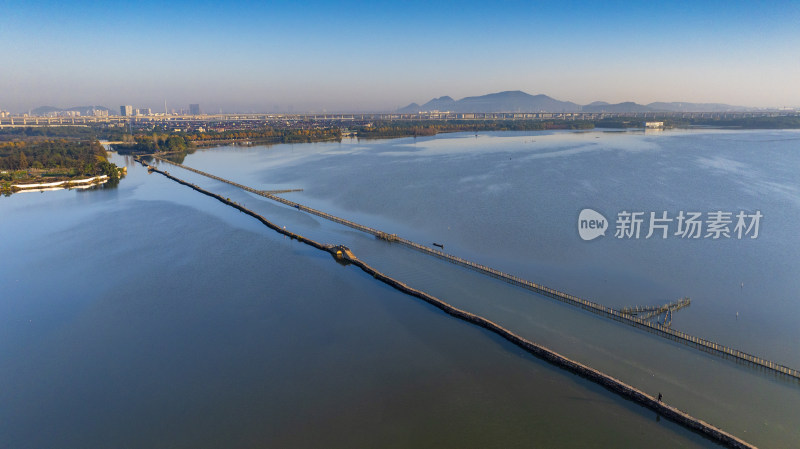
0, 137, 124, 195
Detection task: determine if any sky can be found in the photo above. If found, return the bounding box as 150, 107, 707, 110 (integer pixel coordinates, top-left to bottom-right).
1, 0, 799, 113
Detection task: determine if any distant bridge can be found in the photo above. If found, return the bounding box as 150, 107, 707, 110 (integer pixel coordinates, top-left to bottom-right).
1, 110, 795, 128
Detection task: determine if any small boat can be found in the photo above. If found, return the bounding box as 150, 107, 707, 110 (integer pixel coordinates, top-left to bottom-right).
433, 242, 444, 249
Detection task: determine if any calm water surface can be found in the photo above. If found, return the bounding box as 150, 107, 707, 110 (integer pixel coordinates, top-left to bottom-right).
3, 129, 798, 447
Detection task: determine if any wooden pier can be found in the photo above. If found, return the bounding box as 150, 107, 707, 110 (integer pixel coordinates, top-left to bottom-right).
620, 297, 691, 326
136, 157, 758, 449
148, 155, 800, 381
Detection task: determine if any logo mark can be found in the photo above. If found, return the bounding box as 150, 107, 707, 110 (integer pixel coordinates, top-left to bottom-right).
578, 208, 608, 241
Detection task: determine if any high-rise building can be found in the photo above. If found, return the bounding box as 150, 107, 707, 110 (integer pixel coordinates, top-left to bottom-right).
120, 105, 133, 116
137, 108, 151, 116
189, 104, 201, 115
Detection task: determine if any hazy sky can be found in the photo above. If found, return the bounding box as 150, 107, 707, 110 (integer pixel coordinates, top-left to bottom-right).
2, 0, 799, 112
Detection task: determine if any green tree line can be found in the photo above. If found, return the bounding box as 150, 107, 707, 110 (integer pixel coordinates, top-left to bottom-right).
0, 125, 129, 142
0, 139, 109, 172
185, 127, 342, 144
355, 120, 595, 138
112, 133, 192, 154
112, 127, 343, 154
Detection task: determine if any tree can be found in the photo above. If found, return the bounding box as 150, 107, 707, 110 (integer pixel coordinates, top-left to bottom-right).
19, 151, 28, 170
164, 135, 187, 151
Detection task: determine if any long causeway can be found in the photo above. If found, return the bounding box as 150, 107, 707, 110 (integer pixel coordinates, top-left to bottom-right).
147, 155, 800, 381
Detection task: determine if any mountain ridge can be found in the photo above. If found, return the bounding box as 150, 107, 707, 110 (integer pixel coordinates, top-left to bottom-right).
398, 91, 755, 113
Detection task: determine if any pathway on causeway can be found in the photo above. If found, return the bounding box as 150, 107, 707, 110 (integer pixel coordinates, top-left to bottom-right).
138, 156, 758, 449
148, 155, 800, 381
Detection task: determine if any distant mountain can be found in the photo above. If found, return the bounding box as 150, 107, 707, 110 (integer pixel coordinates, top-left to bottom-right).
31, 105, 110, 115
398, 91, 581, 113
645, 102, 751, 112
582, 100, 753, 113
398, 91, 755, 113
31, 106, 63, 115
582, 101, 655, 113
68, 105, 110, 114
415, 96, 456, 111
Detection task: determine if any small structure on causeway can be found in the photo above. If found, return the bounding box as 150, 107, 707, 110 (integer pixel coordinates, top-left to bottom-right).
329, 245, 357, 261
620, 297, 691, 327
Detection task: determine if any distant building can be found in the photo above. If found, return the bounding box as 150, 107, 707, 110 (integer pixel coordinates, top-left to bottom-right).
93, 109, 108, 117
120, 105, 133, 116
189, 104, 201, 115
645, 121, 664, 128
137, 108, 151, 116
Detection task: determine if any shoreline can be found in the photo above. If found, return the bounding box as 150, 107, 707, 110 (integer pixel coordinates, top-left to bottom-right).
148, 154, 800, 381
4, 175, 110, 194
11, 175, 109, 190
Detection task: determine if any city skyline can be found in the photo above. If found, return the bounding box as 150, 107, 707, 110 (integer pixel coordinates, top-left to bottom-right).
2, 0, 799, 113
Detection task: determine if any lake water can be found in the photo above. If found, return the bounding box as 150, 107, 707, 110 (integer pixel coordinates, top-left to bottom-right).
2, 129, 799, 448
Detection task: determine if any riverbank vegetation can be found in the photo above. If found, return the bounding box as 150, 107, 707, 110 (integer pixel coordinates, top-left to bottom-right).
111, 133, 192, 154
0, 125, 129, 142
111, 127, 343, 158
354, 120, 595, 139
0, 139, 124, 195
185, 127, 342, 145
592, 115, 800, 129
666, 115, 800, 129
